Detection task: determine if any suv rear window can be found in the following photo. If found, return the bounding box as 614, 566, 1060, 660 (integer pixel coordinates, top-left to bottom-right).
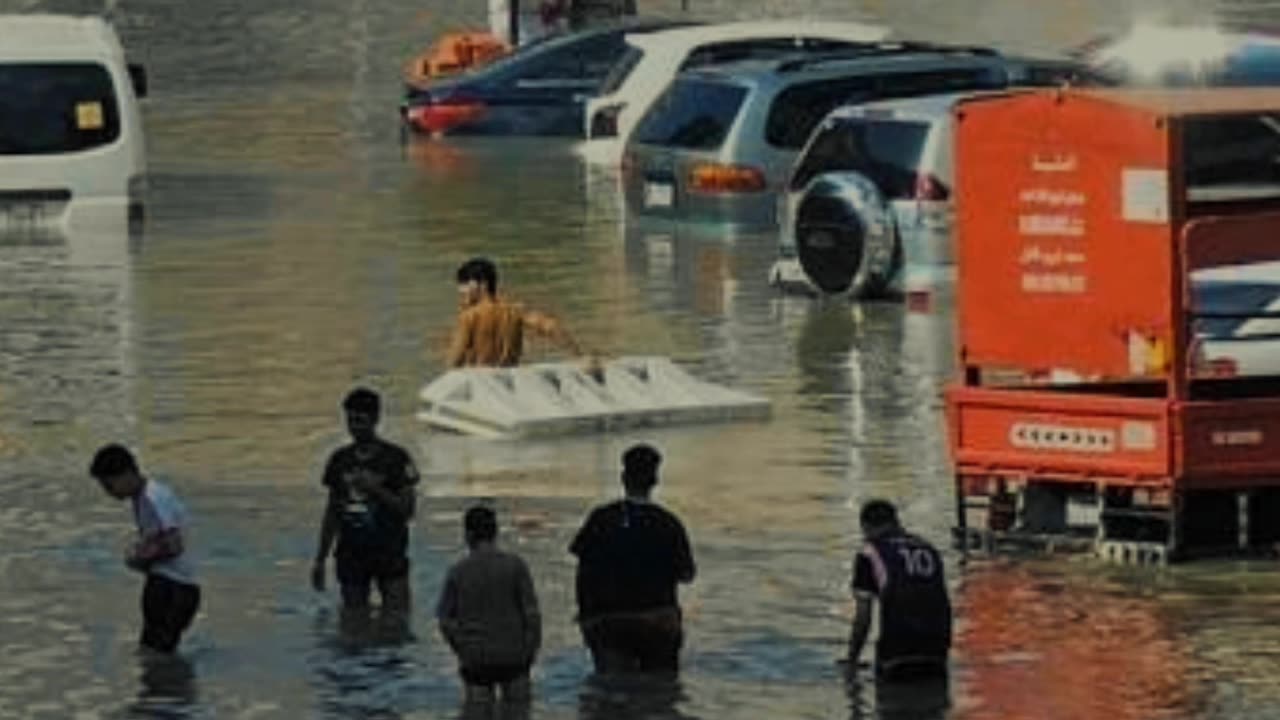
632, 78, 749, 150
600, 46, 643, 94
790, 119, 932, 195
766, 67, 1002, 149
0, 63, 121, 155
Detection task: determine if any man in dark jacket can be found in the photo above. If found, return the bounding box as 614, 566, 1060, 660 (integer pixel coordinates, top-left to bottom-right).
569, 444, 695, 675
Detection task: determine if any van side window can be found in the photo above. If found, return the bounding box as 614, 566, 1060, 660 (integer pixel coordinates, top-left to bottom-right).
765, 77, 876, 149
0, 63, 120, 155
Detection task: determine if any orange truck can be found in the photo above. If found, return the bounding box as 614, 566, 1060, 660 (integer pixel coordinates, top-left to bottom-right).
946, 87, 1280, 561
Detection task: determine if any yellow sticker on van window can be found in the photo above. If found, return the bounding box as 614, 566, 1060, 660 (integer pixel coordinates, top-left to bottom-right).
76, 102, 104, 130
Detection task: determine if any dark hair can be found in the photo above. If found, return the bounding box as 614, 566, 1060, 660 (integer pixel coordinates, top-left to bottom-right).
465, 505, 498, 543
456, 257, 498, 295
342, 387, 381, 417
622, 443, 661, 492
90, 443, 138, 479
859, 499, 899, 530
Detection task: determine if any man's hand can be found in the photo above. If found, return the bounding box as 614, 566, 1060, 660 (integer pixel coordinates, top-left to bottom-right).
583, 353, 605, 384
123, 545, 146, 572
311, 560, 326, 592
349, 470, 379, 495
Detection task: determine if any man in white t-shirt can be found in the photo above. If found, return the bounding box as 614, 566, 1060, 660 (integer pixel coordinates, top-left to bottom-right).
91, 444, 201, 653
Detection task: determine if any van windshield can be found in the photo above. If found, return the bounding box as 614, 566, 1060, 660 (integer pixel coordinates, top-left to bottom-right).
632, 78, 748, 149
789, 119, 932, 195
0, 63, 121, 155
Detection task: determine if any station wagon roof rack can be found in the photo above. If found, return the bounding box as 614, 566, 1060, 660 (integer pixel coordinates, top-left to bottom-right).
774, 42, 1000, 73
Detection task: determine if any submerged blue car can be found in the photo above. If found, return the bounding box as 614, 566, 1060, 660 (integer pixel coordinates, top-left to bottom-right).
402, 19, 694, 137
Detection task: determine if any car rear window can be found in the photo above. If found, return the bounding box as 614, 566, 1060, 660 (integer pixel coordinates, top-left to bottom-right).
1184, 112, 1280, 203
600, 46, 643, 94
765, 67, 1003, 149
0, 63, 121, 155
632, 78, 749, 150
789, 119, 932, 196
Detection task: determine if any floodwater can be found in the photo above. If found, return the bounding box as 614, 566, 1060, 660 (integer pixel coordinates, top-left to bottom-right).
3, 0, 1280, 718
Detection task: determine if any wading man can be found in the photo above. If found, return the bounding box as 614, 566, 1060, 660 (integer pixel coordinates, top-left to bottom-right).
846, 499, 952, 682
312, 388, 421, 617
437, 505, 541, 705
569, 444, 695, 675
90, 444, 201, 654
446, 256, 594, 369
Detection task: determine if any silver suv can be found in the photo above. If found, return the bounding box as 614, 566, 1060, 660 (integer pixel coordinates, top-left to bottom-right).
620, 43, 1013, 228
772, 58, 1099, 300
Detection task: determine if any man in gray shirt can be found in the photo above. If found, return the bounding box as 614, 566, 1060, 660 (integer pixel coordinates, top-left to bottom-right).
436, 506, 541, 704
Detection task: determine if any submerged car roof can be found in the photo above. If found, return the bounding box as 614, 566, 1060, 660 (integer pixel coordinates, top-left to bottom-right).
625, 19, 891, 51
0, 14, 125, 60
827, 89, 1014, 122
680, 43, 1005, 85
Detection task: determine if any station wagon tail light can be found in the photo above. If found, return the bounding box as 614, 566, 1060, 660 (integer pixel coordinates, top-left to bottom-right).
914, 172, 950, 201
688, 163, 767, 194
405, 93, 487, 135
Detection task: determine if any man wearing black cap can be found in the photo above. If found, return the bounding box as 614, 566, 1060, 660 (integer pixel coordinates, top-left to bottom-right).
847, 499, 952, 682
569, 444, 695, 675
311, 387, 421, 615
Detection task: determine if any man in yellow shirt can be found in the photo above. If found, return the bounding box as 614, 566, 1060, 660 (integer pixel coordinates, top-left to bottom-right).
446, 257, 591, 368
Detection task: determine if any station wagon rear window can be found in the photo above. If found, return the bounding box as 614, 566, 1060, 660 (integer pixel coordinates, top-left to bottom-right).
632, 78, 748, 150
765, 67, 1003, 149
0, 63, 120, 155
790, 119, 932, 196
1183, 112, 1280, 203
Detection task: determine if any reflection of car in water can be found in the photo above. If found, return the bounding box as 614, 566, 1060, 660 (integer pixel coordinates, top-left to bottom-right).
0, 15, 148, 236
400, 19, 694, 137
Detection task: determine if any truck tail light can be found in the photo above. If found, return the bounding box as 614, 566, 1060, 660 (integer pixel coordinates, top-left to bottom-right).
688, 163, 766, 194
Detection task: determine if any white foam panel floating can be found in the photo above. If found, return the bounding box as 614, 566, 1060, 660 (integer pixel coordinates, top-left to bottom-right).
417, 356, 771, 438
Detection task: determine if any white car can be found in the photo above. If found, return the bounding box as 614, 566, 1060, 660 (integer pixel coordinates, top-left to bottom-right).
0, 14, 148, 235
580, 20, 890, 164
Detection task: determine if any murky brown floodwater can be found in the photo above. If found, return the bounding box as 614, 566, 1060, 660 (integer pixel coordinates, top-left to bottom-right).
4, 0, 1280, 718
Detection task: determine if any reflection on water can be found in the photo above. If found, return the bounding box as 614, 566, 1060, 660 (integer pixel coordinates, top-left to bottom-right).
2, 0, 1280, 717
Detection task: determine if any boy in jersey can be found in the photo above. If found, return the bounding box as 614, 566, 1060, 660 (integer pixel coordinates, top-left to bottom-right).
90, 444, 201, 654
311, 388, 421, 614
847, 499, 952, 681
447, 257, 593, 369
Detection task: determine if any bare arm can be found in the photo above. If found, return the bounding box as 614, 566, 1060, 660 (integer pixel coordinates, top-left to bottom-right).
311, 495, 338, 591
127, 527, 184, 571
847, 594, 874, 663
523, 309, 585, 357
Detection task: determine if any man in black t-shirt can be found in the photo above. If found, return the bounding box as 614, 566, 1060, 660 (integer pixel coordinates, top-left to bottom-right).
311, 388, 420, 614
569, 444, 695, 675
847, 499, 952, 682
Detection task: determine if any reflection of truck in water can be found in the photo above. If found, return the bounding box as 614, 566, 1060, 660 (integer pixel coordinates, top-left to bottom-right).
946, 87, 1280, 562
0, 15, 148, 236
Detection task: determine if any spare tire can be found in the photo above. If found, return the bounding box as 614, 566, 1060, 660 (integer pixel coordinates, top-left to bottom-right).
794, 172, 899, 299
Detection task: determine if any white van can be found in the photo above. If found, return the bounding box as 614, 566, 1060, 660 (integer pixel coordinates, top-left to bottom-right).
0, 14, 147, 235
